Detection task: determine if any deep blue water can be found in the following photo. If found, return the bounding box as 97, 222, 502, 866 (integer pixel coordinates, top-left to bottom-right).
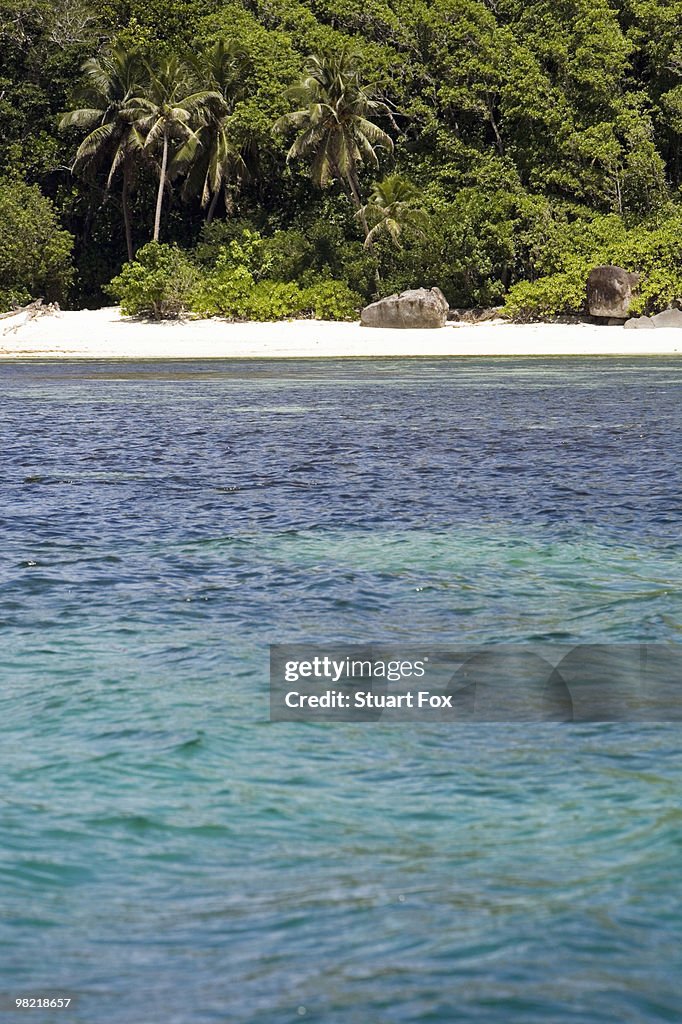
1, 357, 681, 1023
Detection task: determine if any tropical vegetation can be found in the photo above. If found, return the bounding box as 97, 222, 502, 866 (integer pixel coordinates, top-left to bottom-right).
2, 0, 682, 319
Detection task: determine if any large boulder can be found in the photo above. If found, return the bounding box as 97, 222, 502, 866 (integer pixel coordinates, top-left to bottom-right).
624, 309, 682, 329
587, 265, 640, 319
361, 287, 449, 329
651, 308, 682, 328
624, 316, 655, 330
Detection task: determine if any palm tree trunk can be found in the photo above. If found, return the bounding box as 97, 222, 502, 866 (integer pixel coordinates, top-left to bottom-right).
346, 172, 370, 237
153, 131, 169, 242
206, 188, 220, 225
122, 159, 134, 261
344, 170, 380, 290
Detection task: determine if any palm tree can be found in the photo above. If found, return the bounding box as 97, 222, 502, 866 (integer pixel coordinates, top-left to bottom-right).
131, 55, 220, 241
60, 43, 145, 260
273, 49, 395, 232
359, 174, 430, 250
176, 40, 252, 224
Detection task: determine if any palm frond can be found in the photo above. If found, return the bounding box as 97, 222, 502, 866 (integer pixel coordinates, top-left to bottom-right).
59, 107, 104, 131
354, 117, 393, 151
73, 121, 116, 165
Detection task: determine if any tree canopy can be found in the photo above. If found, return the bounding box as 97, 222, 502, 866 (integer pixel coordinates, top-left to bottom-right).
2, 0, 682, 314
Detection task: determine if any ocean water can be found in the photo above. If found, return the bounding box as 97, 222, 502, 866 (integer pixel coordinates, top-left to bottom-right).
0, 356, 681, 1023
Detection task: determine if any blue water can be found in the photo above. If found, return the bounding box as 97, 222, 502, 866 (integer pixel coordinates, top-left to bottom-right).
1, 357, 681, 1023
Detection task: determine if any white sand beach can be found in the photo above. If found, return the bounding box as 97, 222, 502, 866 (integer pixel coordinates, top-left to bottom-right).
1, 305, 682, 359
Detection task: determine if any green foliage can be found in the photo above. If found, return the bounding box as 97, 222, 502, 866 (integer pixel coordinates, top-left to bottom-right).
191, 261, 257, 318
194, 273, 360, 320
504, 210, 682, 319
216, 229, 270, 278
259, 222, 376, 296
8, 0, 682, 310
105, 241, 199, 318
361, 174, 429, 250
373, 171, 551, 307
198, 2, 302, 143
0, 0, 99, 180
193, 219, 259, 265
0, 177, 73, 310
503, 273, 588, 322
299, 279, 361, 320
273, 47, 394, 205
191, 237, 362, 319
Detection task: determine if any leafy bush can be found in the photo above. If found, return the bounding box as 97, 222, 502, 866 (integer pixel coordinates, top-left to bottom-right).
106, 242, 200, 319
503, 210, 682, 320
244, 281, 307, 320
192, 236, 363, 320
615, 218, 682, 314
371, 174, 552, 309
193, 266, 360, 321
191, 262, 254, 318
193, 271, 302, 320
503, 272, 588, 321
299, 279, 361, 320
194, 220, 261, 267
260, 229, 312, 283
0, 178, 73, 311
258, 221, 377, 299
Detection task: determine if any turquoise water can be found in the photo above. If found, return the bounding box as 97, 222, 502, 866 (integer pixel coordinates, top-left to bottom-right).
1, 357, 681, 1022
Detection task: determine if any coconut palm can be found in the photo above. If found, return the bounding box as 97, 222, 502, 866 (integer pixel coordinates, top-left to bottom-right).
273, 49, 395, 232
60, 43, 145, 260
359, 174, 430, 250
130, 55, 221, 241
177, 39, 252, 224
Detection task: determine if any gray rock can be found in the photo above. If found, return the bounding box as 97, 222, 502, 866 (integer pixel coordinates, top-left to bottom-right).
449, 306, 505, 323
587, 265, 640, 318
651, 308, 682, 328
430, 287, 449, 312
361, 287, 449, 329
607, 317, 628, 326
624, 316, 656, 330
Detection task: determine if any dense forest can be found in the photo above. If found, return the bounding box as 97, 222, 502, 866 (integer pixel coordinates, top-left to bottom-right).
2, 0, 682, 319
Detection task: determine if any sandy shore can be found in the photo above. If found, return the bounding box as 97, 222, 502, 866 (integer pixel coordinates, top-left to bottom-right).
1, 306, 682, 358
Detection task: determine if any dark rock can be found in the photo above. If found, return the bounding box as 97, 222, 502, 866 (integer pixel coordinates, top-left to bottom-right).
587, 265, 640, 319
361, 287, 449, 329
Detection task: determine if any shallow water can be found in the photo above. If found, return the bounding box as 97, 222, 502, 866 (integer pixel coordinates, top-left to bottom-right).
1, 357, 681, 1022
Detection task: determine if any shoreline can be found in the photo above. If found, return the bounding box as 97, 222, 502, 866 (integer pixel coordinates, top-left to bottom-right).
2, 305, 682, 359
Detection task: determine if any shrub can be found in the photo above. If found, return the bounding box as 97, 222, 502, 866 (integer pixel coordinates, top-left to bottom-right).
258, 221, 377, 298
194, 220, 261, 267
244, 281, 305, 320
193, 273, 302, 320
193, 271, 360, 321
299, 279, 362, 320
613, 218, 682, 314
503, 270, 589, 321
260, 229, 312, 283
191, 263, 254, 318
503, 209, 682, 320
192, 241, 363, 321
0, 177, 73, 311
106, 242, 200, 319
